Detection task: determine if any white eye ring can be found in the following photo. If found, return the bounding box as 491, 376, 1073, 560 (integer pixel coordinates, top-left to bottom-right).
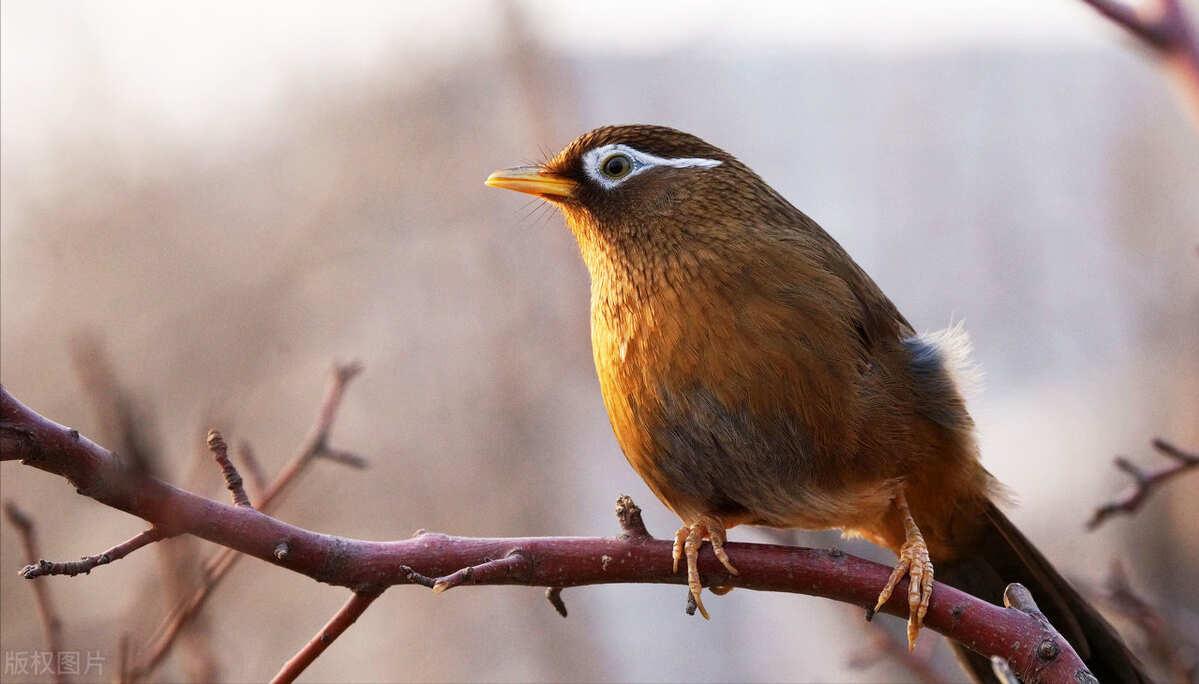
580, 143, 721, 190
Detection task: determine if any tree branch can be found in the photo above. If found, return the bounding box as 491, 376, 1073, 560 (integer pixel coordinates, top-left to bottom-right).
1087, 437, 1199, 529
270, 587, 385, 684
1, 383, 1095, 683
1079, 0, 1199, 127
18, 528, 173, 579
207, 430, 251, 508
125, 362, 365, 682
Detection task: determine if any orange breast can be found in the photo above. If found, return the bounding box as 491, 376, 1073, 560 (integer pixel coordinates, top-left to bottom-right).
588, 249, 902, 529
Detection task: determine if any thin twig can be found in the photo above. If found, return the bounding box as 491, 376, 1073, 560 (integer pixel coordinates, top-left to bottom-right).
153, 534, 219, 684
68, 337, 203, 681
4, 501, 66, 684
236, 440, 268, 503
126, 556, 229, 682
614, 494, 651, 539
257, 360, 365, 512
1088, 438, 1199, 529
431, 551, 532, 594
207, 429, 251, 508
126, 361, 365, 682
19, 528, 173, 578
313, 448, 367, 470
397, 565, 437, 589
270, 587, 385, 684
545, 587, 568, 617
117, 635, 132, 684
155, 429, 222, 684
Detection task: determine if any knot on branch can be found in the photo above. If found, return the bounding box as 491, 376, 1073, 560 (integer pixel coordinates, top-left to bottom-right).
545, 587, 568, 618
208, 429, 252, 508
614, 494, 651, 539
1003, 583, 1098, 684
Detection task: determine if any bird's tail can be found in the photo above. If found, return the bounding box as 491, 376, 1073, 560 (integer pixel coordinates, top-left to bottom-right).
937, 502, 1150, 683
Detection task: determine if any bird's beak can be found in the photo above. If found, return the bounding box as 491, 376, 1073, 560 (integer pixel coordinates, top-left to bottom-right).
485, 166, 576, 198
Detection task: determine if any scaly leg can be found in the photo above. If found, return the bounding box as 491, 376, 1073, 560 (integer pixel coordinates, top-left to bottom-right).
672, 515, 739, 620
874, 491, 935, 650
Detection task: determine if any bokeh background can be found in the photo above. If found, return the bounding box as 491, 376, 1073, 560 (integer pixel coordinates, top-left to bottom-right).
2, 1, 1197, 682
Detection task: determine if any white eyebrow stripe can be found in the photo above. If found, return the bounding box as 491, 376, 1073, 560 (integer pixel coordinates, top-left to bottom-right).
632, 150, 723, 169
580, 143, 722, 189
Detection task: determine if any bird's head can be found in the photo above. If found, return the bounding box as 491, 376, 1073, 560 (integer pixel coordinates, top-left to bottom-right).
487, 125, 796, 291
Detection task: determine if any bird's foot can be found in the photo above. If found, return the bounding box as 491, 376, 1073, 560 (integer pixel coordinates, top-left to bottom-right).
874, 492, 934, 651
672, 516, 739, 620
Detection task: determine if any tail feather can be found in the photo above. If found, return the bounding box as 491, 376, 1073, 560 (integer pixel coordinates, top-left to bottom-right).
938, 502, 1150, 683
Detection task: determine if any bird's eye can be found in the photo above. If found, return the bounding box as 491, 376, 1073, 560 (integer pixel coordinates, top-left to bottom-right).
600, 153, 633, 180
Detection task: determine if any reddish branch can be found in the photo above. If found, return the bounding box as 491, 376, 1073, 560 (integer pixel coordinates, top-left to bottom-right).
127, 561, 220, 682
152, 535, 219, 684
1, 384, 1097, 683
545, 586, 568, 617
270, 587, 385, 684
125, 362, 365, 682
1079, 0, 1199, 126
1087, 438, 1199, 529
206, 429, 251, 508
431, 551, 532, 594
68, 336, 217, 682
18, 528, 173, 579
231, 362, 365, 522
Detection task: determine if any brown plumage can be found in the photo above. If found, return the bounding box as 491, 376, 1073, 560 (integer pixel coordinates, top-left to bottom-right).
486, 124, 1147, 683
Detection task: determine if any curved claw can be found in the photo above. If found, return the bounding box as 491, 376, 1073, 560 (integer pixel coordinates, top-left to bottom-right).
873, 492, 934, 651
672, 516, 739, 620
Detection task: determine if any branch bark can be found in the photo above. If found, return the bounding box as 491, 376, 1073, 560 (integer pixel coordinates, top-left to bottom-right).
270, 587, 385, 684
1079, 0, 1199, 127
1087, 438, 1199, 530
127, 361, 365, 682
0, 384, 1093, 683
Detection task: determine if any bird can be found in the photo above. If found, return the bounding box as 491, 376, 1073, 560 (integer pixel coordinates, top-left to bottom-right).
486, 124, 1147, 683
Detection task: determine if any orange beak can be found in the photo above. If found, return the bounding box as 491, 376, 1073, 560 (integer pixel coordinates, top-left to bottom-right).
485, 166, 576, 199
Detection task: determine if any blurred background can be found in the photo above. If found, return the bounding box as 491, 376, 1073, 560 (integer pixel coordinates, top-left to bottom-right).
2, 1, 1197, 682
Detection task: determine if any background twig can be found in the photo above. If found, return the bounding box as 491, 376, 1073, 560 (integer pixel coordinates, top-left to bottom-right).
1090, 562, 1199, 683
124, 362, 366, 682
3, 501, 66, 684
19, 528, 172, 579
1088, 438, 1199, 530
1078, 0, 1199, 127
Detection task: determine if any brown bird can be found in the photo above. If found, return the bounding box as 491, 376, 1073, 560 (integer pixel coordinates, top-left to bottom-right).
486, 125, 1146, 683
